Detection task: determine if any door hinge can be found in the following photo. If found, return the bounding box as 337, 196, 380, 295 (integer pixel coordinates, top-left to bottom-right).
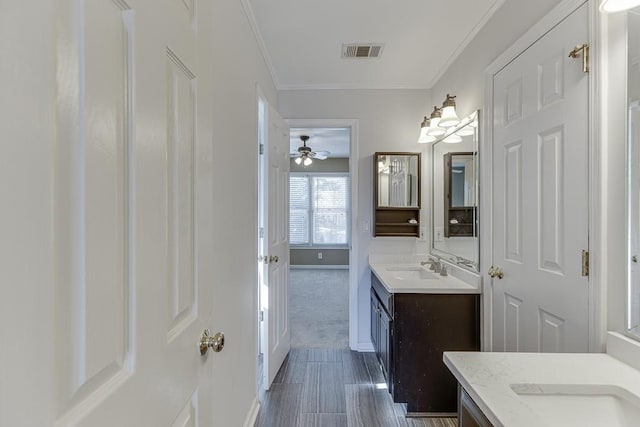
581, 250, 589, 277
259, 227, 264, 238
259, 310, 264, 322
259, 143, 264, 155
569, 43, 589, 73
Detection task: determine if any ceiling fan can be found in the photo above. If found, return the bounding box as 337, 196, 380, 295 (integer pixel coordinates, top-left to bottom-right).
291, 135, 330, 166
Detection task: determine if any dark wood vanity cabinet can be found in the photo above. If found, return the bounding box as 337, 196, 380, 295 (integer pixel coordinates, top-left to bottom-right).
370, 272, 480, 414
458, 386, 493, 427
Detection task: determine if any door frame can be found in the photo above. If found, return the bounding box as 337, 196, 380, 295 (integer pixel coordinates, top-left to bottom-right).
286, 118, 360, 350
481, 0, 604, 352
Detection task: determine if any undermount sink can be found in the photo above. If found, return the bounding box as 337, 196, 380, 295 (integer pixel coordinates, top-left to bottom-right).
510, 384, 640, 427
384, 266, 438, 280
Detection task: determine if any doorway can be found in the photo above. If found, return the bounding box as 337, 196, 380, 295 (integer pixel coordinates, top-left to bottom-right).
289, 127, 351, 348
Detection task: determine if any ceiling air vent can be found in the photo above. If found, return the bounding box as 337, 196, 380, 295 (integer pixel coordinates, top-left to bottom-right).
342, 43, 384, 59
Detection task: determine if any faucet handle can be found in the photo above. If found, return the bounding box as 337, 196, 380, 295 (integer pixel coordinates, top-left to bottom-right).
440, 265, 448, 276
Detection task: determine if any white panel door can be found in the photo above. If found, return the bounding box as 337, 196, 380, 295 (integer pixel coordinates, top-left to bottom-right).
263, 104, 291, 387
491, 3, 589, 353
1, 1, 216, 425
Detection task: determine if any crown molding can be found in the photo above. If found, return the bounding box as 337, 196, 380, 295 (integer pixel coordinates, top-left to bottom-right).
278, 83, 431, 91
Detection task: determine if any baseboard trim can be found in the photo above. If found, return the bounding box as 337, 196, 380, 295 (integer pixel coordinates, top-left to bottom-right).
243, 398, 260, 427
290, 265, 349, 270
357, 342, 374, 352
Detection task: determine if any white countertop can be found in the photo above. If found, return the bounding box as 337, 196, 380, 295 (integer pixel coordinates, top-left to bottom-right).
444, 333, 640, 427
369, 262, 480, 294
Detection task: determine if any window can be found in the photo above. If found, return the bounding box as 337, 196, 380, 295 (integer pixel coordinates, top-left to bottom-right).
290, 174, 349, 246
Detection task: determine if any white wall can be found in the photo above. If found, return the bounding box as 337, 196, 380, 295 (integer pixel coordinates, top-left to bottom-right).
209, 0, 278, 424
279, 89, 431, 348
429, 0, 564, 116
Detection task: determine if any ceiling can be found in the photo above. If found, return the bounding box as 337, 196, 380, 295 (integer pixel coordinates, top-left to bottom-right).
290, 128, 350, 158
246, 0, 505, 90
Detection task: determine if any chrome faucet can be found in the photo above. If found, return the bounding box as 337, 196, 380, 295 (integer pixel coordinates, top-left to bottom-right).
421, 257, 441, 273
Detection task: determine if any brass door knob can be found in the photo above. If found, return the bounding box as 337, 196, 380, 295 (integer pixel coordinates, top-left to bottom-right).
269, 255, 279, 263
488, 266, 504, 279
199, 328, 225, 355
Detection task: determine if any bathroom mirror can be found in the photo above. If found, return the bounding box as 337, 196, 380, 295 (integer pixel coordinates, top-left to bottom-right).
627, 7, 640, 338
375, 153, 420, 208
431, 111, 479, 271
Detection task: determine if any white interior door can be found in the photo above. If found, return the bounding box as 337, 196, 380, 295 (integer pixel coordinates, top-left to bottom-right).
491, 3, 589, 353
1, 2, 216, 425
491, 4, 589, 352
262, 104, 291, 388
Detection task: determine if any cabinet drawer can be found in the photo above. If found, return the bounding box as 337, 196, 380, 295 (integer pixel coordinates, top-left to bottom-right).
371, 272, 393, 317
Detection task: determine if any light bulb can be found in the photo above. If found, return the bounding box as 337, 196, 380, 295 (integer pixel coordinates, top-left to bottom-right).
418, 131, 436, 144
439, 94, 460, 128
427, 106, 445, 136
457, 125, 474, 136
295, 157, 302, 165
600, 0, 640, 12
303, 157, 312, 166
417, 116, 430, 143
443, 133, 462, 143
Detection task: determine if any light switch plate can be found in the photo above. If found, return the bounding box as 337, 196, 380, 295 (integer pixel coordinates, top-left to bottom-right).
434, 227, 444, 242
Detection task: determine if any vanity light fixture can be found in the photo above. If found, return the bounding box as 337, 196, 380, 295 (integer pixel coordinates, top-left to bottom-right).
600, 0, 640, 12
427, 106, 446, 136
443, 133, 463, 143
457, 125, 475, 136
418, 116, 437, 143
439, 94, 460, 128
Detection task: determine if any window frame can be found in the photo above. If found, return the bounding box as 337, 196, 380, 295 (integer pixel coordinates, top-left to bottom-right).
289, 172, 350, 249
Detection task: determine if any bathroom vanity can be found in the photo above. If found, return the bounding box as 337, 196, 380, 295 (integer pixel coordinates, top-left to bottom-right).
444, 332, 640, 427
369, 262, 480, 415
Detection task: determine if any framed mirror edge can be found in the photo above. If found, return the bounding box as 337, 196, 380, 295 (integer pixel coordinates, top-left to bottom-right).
626, 6, 640, 340
429, 110, 480, 273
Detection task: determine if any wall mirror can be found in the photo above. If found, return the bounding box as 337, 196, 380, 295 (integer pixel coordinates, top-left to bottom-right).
431, 111, 479, 271
627, 7, 640, 338
376, 154, 420, 208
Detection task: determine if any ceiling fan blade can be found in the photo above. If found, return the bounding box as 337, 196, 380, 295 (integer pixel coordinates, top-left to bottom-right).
312, 151, 330, 160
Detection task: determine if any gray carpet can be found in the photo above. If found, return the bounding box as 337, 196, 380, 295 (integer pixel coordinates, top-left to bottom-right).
290, 268, 349, 348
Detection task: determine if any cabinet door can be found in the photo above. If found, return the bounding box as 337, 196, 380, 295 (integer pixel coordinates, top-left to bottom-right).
459, 386, 493, 427
370, 290, 379, 352
379, 308, 391, 383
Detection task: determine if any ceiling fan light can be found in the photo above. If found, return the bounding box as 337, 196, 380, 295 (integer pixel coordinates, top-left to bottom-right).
295, 157, 302, 165
303, 157, 312, 166
439, 94, 460, 128
600, 0, 640, 12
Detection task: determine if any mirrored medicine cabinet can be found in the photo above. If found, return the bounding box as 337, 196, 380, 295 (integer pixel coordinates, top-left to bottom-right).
373, 152, 421, 237
431, 111, 479, 272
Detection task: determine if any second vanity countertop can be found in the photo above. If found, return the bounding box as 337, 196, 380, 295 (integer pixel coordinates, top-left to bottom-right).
369, 261, 480, 294
444, 332, 640, 427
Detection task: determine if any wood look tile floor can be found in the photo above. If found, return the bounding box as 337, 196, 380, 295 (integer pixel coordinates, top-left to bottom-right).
257, 349, 457, 427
